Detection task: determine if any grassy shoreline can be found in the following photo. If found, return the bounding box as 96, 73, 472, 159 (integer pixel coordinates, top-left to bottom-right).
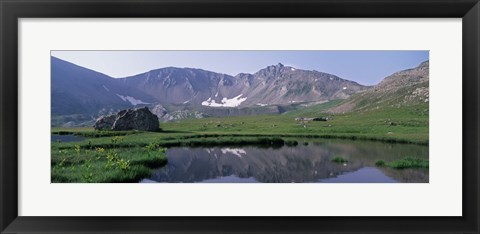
375, 157, 429, 169
53, 129, 428, 146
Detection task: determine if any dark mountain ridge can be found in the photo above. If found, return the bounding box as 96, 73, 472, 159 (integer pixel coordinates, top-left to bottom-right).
51, 57, 157, 116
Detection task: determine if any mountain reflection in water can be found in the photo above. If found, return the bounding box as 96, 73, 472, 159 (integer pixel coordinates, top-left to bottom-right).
143, 140, 429, 183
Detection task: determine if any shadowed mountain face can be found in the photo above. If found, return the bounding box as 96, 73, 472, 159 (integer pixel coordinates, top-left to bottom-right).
51, 57, 157, 116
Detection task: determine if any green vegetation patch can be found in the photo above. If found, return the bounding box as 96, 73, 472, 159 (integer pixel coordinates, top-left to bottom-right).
331, 156, 348, 163
389, 157, 429, 169
375, 157, 428, 169
375, 160, 386, 167
52, 140, 167, 183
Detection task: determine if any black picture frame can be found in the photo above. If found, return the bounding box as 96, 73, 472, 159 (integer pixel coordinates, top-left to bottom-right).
1, 0, 479, 233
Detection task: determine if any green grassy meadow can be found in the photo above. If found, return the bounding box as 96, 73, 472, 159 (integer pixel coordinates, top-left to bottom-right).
51, 100, 429, 183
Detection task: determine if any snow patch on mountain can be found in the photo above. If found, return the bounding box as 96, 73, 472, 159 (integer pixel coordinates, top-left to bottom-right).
201, 94, 247, 107
116, 94, 150, 105
103, 85, 110, 92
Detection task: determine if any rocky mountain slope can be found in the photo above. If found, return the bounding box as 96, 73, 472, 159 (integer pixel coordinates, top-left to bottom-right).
116, 63, 366, 107
327, 61, 429, 113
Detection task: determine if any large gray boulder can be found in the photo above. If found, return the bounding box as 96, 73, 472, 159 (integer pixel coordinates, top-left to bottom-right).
112, 107, 159, 131
94, 115, 116, 130
94, 107, 159, 131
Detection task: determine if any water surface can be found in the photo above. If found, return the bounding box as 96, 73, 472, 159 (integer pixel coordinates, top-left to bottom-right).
143, 139, 429, 183
51, 134, 85, 143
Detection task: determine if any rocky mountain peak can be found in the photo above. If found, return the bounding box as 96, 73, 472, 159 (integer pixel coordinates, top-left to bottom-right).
254, 63, 290, 78
417, 60, 429, 70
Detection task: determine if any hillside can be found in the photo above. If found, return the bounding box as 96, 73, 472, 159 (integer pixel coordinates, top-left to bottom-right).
51, 57, 157, 116
328, 61, 429, 114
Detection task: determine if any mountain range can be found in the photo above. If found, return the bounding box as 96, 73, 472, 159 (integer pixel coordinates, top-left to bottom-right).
51, 56, 428, 127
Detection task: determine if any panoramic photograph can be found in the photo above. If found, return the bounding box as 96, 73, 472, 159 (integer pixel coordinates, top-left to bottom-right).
51, 50, 429, 183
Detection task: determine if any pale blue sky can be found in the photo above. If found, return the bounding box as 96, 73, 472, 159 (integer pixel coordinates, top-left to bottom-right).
51, 51, 428, 85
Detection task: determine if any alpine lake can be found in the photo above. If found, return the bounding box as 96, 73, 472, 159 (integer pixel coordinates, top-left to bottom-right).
141, 139, 428, 183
